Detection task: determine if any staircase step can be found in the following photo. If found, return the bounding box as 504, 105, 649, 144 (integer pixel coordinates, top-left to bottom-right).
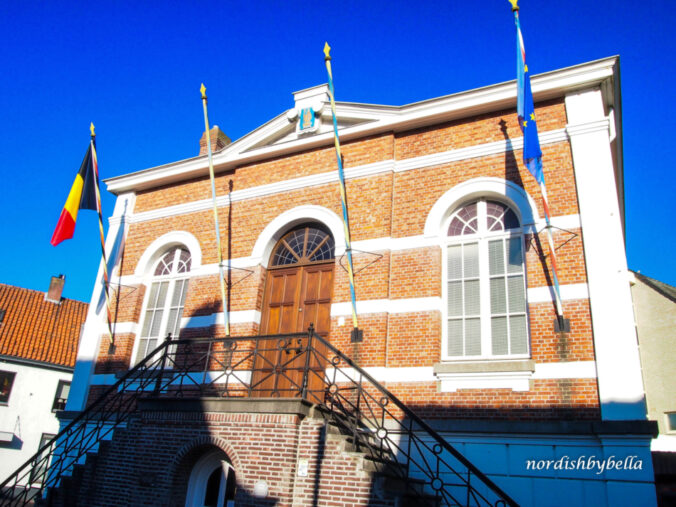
395, 493, 441, 507
362, 455, 407, 475
378, 475, 428, 495
71, 463, 85, 483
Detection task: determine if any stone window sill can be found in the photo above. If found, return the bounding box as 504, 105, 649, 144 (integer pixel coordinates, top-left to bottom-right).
433, 360, 535, 392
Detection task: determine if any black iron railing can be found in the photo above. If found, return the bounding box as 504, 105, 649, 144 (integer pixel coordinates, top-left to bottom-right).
0, 328, 517, 506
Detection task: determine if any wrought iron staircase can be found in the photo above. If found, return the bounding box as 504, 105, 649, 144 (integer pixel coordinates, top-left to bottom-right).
0, 328, 517, 506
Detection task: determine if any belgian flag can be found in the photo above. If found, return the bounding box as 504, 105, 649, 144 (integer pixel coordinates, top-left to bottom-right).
51, 142, 99, 246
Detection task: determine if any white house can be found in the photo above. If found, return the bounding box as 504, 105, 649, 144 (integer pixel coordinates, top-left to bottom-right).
0, 277, 87, 497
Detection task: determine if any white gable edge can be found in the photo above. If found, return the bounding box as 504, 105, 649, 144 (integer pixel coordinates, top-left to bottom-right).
105, 57, 618, 195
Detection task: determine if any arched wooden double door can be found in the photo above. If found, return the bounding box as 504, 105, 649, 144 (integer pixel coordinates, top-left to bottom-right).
253, 225, 334, 398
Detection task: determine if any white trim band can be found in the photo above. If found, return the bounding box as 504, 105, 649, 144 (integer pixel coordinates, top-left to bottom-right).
527, 283, 589, 303
116, 219, 581, 286
109, 284, 591, 334
89, 361, 597, 388
127, 127, 574, 225
330, 297, 441, 317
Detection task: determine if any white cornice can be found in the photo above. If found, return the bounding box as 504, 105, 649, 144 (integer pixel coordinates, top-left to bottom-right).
105, 57, 618, 195
565, 118, 610, 138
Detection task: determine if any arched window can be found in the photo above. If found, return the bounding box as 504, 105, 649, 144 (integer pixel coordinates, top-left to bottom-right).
135, 246, 191, 364
444, 200, 528, 359
185, 450, 236, 507
269, 225, 335, 268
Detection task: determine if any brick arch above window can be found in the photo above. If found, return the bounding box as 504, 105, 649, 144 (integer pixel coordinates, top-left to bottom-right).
134, 230, 202, 278
170, 436, 246, 485
251, 205, 345, 268
424, 177, 539, 238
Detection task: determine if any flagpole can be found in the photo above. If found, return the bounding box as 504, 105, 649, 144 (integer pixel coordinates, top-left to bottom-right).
200, 84, 230, 337
510, 0, 565, 325
323, 42, 362, 342
90, 123, 115, 345
538, 185, 565, 320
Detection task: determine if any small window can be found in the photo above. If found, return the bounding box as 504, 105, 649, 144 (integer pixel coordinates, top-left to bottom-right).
0, 371, 16, 404
52, 380, 71, 411
666, 412, 676, 433
30, 433, 56, 484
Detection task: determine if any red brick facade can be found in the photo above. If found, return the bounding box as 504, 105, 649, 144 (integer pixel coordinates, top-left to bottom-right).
90, 95, 599, 421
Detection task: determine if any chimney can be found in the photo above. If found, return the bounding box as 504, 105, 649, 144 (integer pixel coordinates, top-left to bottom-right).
45, 274, 65, 304
199, 125, 231, 156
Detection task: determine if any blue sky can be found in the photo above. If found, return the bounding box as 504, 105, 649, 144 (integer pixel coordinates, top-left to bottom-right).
1, 1, 674, 302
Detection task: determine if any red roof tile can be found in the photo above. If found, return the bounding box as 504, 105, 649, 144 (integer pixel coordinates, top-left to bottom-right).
0, 283, 88, 368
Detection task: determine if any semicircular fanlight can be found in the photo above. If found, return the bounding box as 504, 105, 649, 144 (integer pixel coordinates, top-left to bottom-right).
271, 226, 335, 267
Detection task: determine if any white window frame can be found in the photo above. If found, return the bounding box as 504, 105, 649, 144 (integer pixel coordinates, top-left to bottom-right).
185, 450, 235, 507
132, 247, 191, 365
441, 199, 531, 361
666, 412, 676, 434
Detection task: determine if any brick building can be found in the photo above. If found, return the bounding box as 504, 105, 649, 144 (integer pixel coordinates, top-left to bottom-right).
2, 56, 658, 506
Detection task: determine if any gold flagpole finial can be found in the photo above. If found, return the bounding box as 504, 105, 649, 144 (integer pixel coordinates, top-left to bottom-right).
323, 42, 331, 61
90, 122, 96, 138
200, 83, 207, 100
509, 0, 519, 11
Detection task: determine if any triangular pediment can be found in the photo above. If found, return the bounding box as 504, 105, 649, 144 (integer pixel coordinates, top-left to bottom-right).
230, 84, 399, 155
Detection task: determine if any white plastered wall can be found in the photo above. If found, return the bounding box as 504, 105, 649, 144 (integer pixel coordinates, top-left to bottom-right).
565, 88, 646, 420
66, 192, 136, 411
0, 363, 72, 485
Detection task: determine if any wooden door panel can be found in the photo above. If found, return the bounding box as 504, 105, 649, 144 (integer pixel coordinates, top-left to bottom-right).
304, 270, 320, 302
315, 303, 331, 335
269, 274, 285, 303
254, 261, 334, 398
282, 272, 298, 303
255, 268, 301, 396
261, 269, 299, 335
266, 307, 281, 336
319, 270, 332, 300
301, 266, 333, 335
299, 265, 333, 399
279, 305, 297, 334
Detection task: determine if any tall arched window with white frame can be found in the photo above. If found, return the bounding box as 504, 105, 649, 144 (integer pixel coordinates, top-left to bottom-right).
135, 246, 191, 364
444, 200, 529, 359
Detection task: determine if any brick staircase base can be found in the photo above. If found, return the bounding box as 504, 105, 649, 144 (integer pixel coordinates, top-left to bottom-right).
34, 400, 445, 507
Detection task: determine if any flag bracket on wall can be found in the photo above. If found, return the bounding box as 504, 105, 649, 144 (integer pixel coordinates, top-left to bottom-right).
554, 316, 571, 333
528, 226, 578, 257
106, 282, 139, 303
219, 264, 255, 288
338, 249, 383, 277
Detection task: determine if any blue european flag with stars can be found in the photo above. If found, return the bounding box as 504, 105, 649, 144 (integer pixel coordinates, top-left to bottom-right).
515, 15, 544, 186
